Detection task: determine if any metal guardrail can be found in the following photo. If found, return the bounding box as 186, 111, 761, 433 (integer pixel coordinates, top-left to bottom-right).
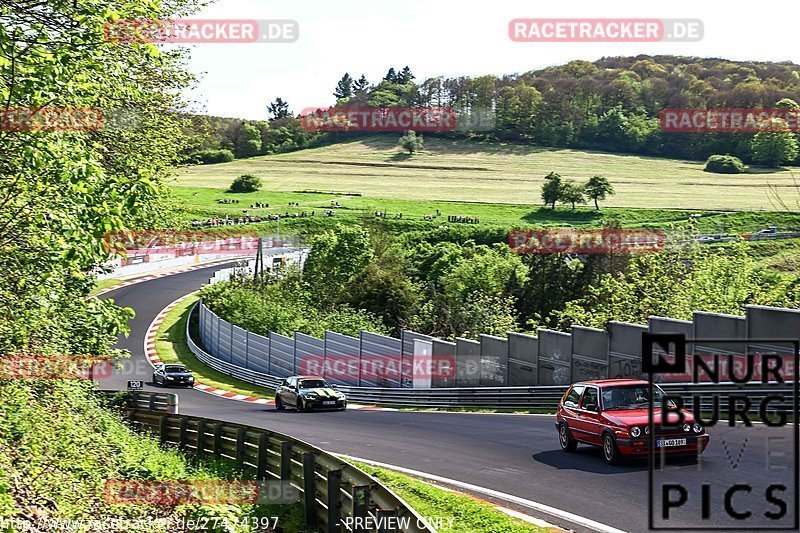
97, 390, 179, 413
99, 391, 433, 533
129, 410, 433, 533
186, 303, 793, 411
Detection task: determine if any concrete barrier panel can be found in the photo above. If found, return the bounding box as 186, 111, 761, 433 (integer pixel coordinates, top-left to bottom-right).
230, 324, 248, 368
456, 338, 481, 387
479, 335, 508, 386
508, 332, 538, 386
571, 326, 608, 382
537, 329, 572, 385
608, 321, 647, 379
693, 311, 746, 357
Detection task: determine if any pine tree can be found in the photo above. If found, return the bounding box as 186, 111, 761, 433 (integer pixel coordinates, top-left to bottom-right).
333, 73, 354, 100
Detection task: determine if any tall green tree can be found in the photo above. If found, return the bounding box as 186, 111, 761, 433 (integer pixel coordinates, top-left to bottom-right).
304, 224, 374, 307
584, 175, 615, 210
541, 172, 563, 209
559, 180, 586, 210
267, 97, 291, 120
333, 73, 354, 100
399, 130, 423, 155
751, 119, 799, 167
234, 124, 262, 158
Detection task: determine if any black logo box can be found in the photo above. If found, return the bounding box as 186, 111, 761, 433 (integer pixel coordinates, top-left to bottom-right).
643, 334, 799, 531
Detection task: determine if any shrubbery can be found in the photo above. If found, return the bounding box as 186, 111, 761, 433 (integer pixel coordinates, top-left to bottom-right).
704, 154, 745, 174
192, 149, 235, 164
229, 174, 262, 193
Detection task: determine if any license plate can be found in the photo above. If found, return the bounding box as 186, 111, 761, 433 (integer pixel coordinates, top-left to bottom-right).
657, 438, 687, 448
323, 401, 335, 406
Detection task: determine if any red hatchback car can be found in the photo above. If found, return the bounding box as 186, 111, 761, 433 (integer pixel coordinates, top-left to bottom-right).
555, 379, 710, 464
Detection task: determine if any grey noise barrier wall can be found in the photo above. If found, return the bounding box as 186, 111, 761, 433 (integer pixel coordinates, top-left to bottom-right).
432, 338, 456, 388
571, 326, 608, 382
537, 329, 572, 385
455, 337, 481, 387
359, 330, 402, 388
479, 334, 508, 386
402, 330, 435, 388
746, 305, 800, 356
196, 291, 800, 391
648, 316, 693, 370
608, 321, 648, 379
508, 332, 538, 386
324, 330, 360, 387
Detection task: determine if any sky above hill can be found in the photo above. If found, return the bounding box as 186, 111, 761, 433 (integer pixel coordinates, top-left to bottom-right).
182, 0, 796, 120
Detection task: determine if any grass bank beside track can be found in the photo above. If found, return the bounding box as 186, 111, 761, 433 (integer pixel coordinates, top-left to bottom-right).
351, 461, 554, 533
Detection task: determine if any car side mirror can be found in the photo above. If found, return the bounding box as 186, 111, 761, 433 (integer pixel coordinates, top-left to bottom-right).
331, 384, 338, 389
584, 403, 598, 412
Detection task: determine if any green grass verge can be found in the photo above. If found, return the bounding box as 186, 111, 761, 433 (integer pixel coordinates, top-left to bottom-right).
154, 295, 276, 399
176, 135, 799, 211
90, 277, 123, 296
351, 461, 551, 532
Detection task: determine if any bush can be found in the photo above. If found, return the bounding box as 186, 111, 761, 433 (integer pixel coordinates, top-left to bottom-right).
704, 154, 745, 174
229, 174, 262, 193
192, 149, 235, 164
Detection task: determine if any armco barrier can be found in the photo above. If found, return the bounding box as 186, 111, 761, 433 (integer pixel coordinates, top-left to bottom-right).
187, 303, 793, 410
97, 389, 179, 413
99, 392, 432, 533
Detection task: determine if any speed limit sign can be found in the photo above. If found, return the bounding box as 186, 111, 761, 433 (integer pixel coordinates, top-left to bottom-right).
127, 380, 143, 390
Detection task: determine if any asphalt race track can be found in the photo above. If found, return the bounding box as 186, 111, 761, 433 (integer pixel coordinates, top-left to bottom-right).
99, 263, 797, 533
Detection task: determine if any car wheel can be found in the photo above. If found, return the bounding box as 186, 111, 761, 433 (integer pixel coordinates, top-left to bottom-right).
603, 432, 622, 465
152, 374, 158, 386
297, 398, 305, 412
559, 422, 577, 452
275, 396, 284, 410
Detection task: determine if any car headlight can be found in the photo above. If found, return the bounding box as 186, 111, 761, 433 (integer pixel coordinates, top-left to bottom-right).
683, 423, 692, 432
693, 423, 702, 433
166, 376, 174, 380
630, 426, 641, 437
303, 394, 318, 399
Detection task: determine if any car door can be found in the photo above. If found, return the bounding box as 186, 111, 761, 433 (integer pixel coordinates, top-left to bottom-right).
285, 377, 298, 406
577, 386, 602, 445
560, 385, 584, 439
154, 366, 164, 384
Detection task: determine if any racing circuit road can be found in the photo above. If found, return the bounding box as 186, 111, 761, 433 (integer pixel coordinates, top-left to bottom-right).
99, 263, 797, 533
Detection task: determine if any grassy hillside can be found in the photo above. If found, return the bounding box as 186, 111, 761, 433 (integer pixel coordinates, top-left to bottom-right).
176, 136, 800, 211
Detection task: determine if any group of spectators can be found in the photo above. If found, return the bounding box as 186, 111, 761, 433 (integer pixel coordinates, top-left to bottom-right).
374, 211, 404, 219
217, 198, 239, 204
191, 215, 263, 227
250, 202, 269, 208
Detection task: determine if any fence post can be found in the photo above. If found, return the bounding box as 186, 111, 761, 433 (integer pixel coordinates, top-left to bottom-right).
196, 419, 207, 456
352, 486, 370, 533
159, 415, 168, 444
178, 417, 188, 449
148, 393, 156, 411
257, 433, 270, 480
167, 394, 178, 414
302, 453, 317, 526
376, 509, 398, 533
236, 428, 247, 467
213, 423, 223, 458
327, 469, 342, 533
280, 441, 292, 480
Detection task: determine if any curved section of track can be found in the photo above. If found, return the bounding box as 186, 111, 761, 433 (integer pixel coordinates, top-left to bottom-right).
99, 264, 789, 533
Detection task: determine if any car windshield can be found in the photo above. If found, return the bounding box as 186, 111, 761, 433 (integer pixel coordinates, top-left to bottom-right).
299, 379, 328, 389
601, 385, 671, 410
165, 365, 187, 373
